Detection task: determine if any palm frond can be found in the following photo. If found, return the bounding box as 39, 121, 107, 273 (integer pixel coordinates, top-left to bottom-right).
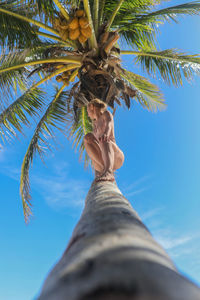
69, 105, 92, 165
0, 1, 41, 50
53, 0, 69, 21
0, 45, 62, 103
120, 69, 165, 112
83, 0, 97, 48
0, 5, 59, 38
0, 88, 45, 143
20, 84, 69, 223
21, 0, 56, 22
103, 0, 163, 24
32, 64, 81, 91
116, 2, 200, 49
106, 1, 159, 49
131, 48, 200, 86
0, 56, 81, 76
0, 51, 29, 103
120, 24, 157, 50
93, 0, 99, 34
106, 0, 125, 31
130, 1, 200, 26
105, 1, 200, 50
99, 0, 105, 24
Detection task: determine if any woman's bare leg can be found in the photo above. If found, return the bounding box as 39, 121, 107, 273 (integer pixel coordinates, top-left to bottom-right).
84, 133, 104, 173
96, 141, 115, 181
97, 141, 124, 181
112, 143, 125, 171
84, 133, 124, 181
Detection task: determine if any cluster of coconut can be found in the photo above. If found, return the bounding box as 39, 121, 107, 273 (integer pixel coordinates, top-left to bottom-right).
53, 10, 92, 43
55, 69, 75, 85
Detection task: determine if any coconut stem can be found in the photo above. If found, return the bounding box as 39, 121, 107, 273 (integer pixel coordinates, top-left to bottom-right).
99, 0, 105, 25
93, 0, 99, 35
53, 0, 69, 21
106, 0, 125, 31
104, 32, 120, 54
83, 0, 97, 49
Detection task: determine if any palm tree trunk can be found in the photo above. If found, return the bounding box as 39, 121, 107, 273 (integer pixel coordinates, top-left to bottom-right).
38, 181, 200, 300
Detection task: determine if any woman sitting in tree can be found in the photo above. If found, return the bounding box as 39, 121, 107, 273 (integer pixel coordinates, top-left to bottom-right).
84, 99, 124, 181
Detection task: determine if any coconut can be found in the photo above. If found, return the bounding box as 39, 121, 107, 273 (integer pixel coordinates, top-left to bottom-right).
75, 10, 85, 17
80, 26, 92, 38
79, 17, 89, 28
78, 34, 88, 44
68, 17, 79, 30
69, 28, 80, 40
56, 75, 63, 82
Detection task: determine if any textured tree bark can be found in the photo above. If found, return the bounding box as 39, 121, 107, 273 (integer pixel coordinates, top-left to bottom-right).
38, 181, 200, 300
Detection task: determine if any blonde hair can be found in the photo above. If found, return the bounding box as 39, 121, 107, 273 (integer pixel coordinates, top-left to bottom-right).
88, 98, 107, 113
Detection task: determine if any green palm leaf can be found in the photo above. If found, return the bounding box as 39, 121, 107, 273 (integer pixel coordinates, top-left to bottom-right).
69, 106, 92, 165
131, 1, 200, 26
21, 0, 56, 22
0, 51, 29, 103
0, 2, 59, 40
0, 46, 52, 102
0, 56, 81, 83
0, 42, 73, 104
120, 69, 165, 112
103, 0, 161, 20
102, 0, 162, 48
132, 49, 200, 86
120, 24, 157, 50
0, 88, 45, 143
116, 2, 200, 49
20, 84, 69, 223
0, 1, 42, 50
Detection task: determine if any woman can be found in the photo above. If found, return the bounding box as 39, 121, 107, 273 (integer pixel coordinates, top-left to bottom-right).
84, 99, 124, 181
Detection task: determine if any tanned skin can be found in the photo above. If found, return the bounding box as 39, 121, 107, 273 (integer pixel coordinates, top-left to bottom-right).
84, 103, 124, 181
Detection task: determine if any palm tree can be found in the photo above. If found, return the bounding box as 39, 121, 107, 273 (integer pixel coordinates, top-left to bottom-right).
1, 0, 200, 222
0, 0, 200, 298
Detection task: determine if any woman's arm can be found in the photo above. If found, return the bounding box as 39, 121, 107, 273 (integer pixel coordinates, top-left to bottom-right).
99, 111, 113, 142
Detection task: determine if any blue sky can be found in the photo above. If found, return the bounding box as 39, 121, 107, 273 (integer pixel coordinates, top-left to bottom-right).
1, 2, 200, 300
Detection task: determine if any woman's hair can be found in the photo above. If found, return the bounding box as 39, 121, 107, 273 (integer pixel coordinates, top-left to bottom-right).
88, 98, 107, 112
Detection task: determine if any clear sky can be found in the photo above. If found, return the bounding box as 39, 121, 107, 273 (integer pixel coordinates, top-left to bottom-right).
1, 2, 200, 300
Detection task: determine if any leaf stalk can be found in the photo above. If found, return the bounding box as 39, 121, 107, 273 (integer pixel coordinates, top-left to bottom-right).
83, 0, 97, 48
0, 57, 82, 74
106, 0, 124, 31
0, 8, 59, 36
53, 0, 69, 20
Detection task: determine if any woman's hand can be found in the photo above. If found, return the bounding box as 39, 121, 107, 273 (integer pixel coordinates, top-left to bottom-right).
99, 134, 110, 142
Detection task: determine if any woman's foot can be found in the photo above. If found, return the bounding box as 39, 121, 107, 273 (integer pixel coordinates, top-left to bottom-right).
95, 170, 115, 182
